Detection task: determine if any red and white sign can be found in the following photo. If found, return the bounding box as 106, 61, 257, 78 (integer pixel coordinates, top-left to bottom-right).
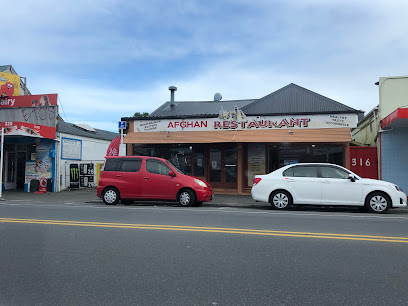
0, 121, 56, 139
106, 136, 121, 156
133, 114, 358, 133
0, 94, 58, 108
350, 146, 378, 179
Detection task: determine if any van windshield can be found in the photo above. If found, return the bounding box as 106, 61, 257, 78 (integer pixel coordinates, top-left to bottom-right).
166, 160, 185, 175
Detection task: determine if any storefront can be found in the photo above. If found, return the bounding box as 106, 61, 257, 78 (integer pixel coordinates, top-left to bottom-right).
123, 84, 360, 194
1, 94, 58, 192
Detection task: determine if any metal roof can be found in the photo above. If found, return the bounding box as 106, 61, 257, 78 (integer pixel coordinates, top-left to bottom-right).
57, 119, 119, 141
241, 83, 359, 115
144, 83, 360, 120
149, 99, 256, 118
0, 65, 12, 72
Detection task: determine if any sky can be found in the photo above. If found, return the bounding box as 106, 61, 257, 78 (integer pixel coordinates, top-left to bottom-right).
3, 0, 408, 132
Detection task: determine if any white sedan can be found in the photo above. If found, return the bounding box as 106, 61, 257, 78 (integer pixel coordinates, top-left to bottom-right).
251, 163, 407, 213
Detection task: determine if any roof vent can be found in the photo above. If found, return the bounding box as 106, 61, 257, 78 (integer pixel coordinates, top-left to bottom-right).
214, 93, 222, 101
73, 123, 96, 132
169, 86, 177, 106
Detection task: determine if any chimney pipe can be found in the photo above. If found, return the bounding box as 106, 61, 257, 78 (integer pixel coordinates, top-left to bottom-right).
169, 86, 177, 106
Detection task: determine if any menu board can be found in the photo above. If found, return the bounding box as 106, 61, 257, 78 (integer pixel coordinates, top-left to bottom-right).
247, 143, 266, 186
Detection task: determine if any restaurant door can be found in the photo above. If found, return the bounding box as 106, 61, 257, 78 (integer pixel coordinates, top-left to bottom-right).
208, 144, 237, 189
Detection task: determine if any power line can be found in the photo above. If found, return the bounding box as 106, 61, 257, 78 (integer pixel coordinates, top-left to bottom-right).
57, 96, 69, 122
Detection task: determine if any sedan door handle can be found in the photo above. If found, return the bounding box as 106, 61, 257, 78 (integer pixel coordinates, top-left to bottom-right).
285, 178, 295, 182
322, 180, 330, 184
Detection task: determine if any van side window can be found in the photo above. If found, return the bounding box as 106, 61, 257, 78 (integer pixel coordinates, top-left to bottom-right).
146, 159, 171, 175
104, 159, 121, 171
120, 159, 142, 172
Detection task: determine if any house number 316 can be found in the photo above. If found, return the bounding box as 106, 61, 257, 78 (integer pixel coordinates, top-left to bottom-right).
352, 158, 370, 166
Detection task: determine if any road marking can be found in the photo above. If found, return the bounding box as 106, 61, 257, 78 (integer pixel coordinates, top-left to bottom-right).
1, 217, 408, 243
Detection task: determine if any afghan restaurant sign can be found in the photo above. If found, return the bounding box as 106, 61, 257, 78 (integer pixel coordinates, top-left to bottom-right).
133, 113, 358, 132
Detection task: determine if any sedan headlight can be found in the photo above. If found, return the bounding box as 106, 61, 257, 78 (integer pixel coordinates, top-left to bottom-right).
194, 179, 207, 187
393, 185, 402, 192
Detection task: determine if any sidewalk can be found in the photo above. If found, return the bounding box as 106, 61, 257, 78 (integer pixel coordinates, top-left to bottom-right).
0, 188, 265, 208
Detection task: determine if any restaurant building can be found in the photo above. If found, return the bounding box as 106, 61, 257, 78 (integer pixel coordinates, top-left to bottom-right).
122, 83, 361, 194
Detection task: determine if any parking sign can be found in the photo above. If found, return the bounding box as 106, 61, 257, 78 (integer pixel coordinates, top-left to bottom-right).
118, 121, 126, 129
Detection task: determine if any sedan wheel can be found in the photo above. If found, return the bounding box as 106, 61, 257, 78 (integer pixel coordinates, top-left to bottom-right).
103, 188, 119, 205
179, 190, 196, 207
270, 191, 292, 209
366, 192, 390, 213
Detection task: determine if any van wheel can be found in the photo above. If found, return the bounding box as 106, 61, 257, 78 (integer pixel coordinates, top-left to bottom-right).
365, 192, 391, 213
179, 190, 196, 207
103, 187, 119, 205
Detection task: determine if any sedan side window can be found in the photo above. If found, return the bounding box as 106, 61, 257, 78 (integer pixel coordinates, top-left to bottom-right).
320, 167, 350, 179
292, 166, 318, 178
146, 159, 171, 175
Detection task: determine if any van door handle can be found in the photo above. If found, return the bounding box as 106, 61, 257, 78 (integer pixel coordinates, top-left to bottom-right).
144, 177, 149, 180
116, 175, 121, 177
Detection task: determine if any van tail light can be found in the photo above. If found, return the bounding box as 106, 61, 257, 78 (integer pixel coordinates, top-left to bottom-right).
253, 178, 262, 186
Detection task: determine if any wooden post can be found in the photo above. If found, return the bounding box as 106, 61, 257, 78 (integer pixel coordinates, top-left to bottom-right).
237, 142, 244, 195
343, 142, 350, 169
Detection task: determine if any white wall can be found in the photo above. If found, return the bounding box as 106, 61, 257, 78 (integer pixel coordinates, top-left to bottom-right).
56, 132, 119, 191
379, 76, 408, 120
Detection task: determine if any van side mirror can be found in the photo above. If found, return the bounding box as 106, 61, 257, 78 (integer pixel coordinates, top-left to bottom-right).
348, 174, 355, 182
169, 171, 176, 177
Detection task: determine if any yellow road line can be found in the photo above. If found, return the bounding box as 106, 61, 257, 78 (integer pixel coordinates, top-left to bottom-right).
1, 218, 408, 243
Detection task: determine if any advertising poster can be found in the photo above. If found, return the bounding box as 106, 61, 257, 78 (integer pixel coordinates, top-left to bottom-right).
0, 72, 20, 97
80, 163, 95, 187
70, 164, 80, 188
62, 138, 82, 160
247, 143, 266, 186
0, 94, 58, 108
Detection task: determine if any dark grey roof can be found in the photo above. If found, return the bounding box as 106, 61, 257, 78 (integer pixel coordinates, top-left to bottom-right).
0, 65, 12, 72
57, 119, 119, 141
242, 83, 359, 115
149, 99, 256, 118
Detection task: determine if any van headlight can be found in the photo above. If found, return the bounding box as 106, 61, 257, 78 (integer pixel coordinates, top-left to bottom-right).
194, 179, 207, 187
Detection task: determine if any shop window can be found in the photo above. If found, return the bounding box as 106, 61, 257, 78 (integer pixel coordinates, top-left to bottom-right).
169, 147, 192, 175
133, 146, 160, 157
193, 145, 205, 177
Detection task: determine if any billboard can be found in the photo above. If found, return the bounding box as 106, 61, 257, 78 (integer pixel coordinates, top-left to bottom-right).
0, 94, 58, 108
0, 105, 58, 139
0, 72, 20, 96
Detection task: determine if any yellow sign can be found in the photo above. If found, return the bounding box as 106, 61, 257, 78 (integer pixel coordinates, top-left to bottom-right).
0, 72, 20, 96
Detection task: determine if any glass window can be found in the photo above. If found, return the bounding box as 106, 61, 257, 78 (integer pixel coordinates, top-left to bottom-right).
169, 148, 192, 175
104, 159, 121, 171
146, 159, 171, 175
193, 145, 205, 176
320, 166, 349, 179
283, 167, 294, 177
120, 159, 142, 172
292, 166, 318, 178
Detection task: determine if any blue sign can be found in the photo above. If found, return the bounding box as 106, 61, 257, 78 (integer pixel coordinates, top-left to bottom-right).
118, 121, 126, 129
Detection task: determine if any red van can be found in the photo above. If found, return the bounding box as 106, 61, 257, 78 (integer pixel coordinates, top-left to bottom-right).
97, 156, 213, 207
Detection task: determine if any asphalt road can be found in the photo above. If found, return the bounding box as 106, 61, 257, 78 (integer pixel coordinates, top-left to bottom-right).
1, 200, 408, 306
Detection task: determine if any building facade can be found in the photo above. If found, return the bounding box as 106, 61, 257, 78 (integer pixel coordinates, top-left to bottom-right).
123, 84, 361, 194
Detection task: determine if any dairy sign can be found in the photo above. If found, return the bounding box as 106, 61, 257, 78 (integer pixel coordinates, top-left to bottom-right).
134, 113, 358, 132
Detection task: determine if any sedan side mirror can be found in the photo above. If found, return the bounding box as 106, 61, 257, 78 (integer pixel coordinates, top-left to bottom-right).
169, 171, 176, 177
348, 174, 355, 182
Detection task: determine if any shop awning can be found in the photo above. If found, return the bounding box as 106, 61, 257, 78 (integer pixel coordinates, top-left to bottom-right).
123, 128, 352, 144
